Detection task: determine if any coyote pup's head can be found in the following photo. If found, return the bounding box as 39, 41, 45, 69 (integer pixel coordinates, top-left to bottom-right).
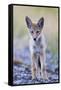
25, 16, 44, 41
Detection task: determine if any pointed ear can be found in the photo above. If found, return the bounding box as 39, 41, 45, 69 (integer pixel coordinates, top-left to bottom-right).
25, 16, 32, 29
37, 17, 44, 29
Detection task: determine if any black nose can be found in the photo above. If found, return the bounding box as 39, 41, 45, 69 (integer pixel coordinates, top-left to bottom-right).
34, 38, 36, 41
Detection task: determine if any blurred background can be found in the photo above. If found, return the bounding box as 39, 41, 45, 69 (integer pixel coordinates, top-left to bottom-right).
13, 5, 59, 85
13, 6, 58, 56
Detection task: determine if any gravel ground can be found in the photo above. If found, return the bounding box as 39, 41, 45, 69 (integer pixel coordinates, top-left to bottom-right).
13, 46, 59, 85
13, 63, 58, 85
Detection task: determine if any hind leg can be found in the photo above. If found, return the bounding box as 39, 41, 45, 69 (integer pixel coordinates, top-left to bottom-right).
36, 55, 41, 79
36, 67, 41, 79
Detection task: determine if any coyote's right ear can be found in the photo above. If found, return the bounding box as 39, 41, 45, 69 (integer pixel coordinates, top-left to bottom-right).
37, 17, 44, 29
25, 16, 32, 29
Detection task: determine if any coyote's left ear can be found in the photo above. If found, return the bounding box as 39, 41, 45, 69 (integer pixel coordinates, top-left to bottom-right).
25, 16, 32, 29
37, 17, 44, 29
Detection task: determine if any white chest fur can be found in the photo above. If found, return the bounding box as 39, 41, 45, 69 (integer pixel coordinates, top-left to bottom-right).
29, 34, 47, 55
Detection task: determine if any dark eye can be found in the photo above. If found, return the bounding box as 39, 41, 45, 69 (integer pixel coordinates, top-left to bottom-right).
36, 31, 39, 33
31, 31, 33, 34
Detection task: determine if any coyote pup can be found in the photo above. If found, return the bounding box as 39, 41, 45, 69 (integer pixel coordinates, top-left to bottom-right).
25, 16, 48, 80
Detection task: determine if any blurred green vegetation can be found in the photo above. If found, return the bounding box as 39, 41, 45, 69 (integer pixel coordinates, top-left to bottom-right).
13, 6, 58, 55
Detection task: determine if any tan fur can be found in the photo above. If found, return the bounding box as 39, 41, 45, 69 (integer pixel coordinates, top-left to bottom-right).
25, 16, 48, 80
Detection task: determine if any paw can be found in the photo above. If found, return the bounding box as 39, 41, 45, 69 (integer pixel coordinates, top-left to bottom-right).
42, 74, 48, 80
44, 76, 48, 80
32, 75, 35, 80
41, 73, 48, 80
